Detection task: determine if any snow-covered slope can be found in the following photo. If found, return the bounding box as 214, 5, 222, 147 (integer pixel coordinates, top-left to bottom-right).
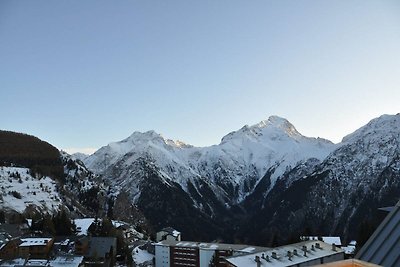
85, 116, 336, 203
82, 114, 400, 244
243, 113, 400, 244
0, 167, 62, 214
71, 152, 89, 162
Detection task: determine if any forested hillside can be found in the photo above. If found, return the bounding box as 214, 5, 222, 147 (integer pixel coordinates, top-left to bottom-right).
0, 131, 63, 181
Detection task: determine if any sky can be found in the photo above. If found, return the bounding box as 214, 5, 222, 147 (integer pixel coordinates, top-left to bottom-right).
1, 0, 399, 154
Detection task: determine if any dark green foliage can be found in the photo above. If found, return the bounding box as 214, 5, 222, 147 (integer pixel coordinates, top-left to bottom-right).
30, 210, 76, 236
10, 190, 22, 199
0, 131, 63, 181
31, 215, 56, 235
78, 187, 101, 213
0, 210, 5, 223
88, 217, 116, 237
66, 159, 77, 170
271, 233, 280, 247
107, 197, 114, 219
87, 217, 128, 260
52, 209, 76, 235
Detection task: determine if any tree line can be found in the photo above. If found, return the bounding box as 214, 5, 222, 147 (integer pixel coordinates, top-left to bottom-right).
0, 130, 63, 181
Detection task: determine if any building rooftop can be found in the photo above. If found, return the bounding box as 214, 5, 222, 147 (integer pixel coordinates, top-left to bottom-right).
19, 238, 52, 247
160, 227, 181, 237
226, 241, 343, 267
87, 237, 116, 259
356, 199, 400, 267
0, 258, 25, 267
301, 236, 342, 246
49, 256, 84, 267
155, 239, 269, 253
25, 259, 47, 266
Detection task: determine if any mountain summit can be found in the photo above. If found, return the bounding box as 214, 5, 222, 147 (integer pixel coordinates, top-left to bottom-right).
83, 116, 337, 240
85, 116, 335, 201
242, 113, 400, 244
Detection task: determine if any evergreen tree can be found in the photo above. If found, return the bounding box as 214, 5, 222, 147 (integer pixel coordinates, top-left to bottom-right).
0, 210, 5, 223
42, 215, 56, 235
53, 208, 73, 235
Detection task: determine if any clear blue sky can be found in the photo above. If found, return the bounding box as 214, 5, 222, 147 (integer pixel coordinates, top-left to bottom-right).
1, 0, 399, 154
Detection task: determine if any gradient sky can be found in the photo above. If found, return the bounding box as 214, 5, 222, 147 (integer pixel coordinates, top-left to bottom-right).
1, 1, 400, 154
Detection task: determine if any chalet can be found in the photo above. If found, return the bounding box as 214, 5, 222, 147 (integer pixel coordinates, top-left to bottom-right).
156, 227, 181, 242
18, 237, 54, 259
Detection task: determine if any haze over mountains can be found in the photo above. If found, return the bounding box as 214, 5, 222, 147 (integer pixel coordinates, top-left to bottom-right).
1, 114, 399, 246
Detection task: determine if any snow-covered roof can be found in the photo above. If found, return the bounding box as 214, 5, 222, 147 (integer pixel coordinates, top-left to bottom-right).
349, 240, 357, 246
74, 218, 95, 235
155, 240, 268, 253
226, 241, 344, 267
132, 246, 154, 264
0, 256, 84, 267
301, 236, 342, 246
74, 218, 130, 236
25, 259, 48, 266
0, 258, 25, 267
49, 256, 84, 267
172, 230, 180, 237
19, 237, 52, 247
160, 227, 180, 236
342, 246, 356, 255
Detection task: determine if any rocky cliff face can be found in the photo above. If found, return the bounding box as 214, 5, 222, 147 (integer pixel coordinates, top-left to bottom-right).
239, 114, 400, 245
83, 116, 337, 241
82, 114, 400, 245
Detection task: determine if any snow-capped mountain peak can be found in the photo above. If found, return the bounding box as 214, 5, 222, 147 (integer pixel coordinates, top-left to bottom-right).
256, 115, 300, 134
125, 130, 192, 149
85, 115, 337, 205
221, 116, 304, 144
127, 130, 164, 143
342, 113, 400, 144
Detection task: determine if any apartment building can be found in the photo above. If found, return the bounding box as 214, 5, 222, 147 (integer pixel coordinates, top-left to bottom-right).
155, 240, 269, 267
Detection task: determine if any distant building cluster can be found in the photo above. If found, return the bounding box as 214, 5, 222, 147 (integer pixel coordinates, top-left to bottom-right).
0, 218, 139, 267
2, 199, 400, 267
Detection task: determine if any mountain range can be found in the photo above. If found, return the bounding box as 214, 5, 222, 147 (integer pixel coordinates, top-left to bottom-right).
81, 114, 400, 244
1, 114, 399, 246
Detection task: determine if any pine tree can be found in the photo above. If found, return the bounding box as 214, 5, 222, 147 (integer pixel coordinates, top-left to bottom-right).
0, 210, 5, 223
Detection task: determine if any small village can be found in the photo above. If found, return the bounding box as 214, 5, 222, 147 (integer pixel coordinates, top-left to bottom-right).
0, 215, 367, 267
0, 215, 153, 267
